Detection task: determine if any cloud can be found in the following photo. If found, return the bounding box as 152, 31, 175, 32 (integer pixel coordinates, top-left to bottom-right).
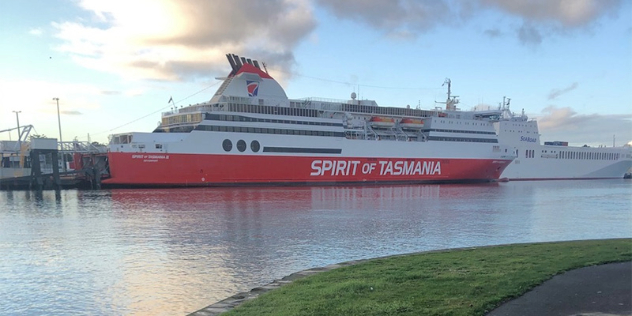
29, 28, 43, 36
0, 79, 102, 115
483, 0, 623, 45
517, 23, 543, 46
484, 28, 503, 38
536, 106, 632, 146
53, 0, 317, 82
547, 82, 578, 100
316, 0, 624, 45
100, 90, 121, 95
479, 0, 623, 28
50, 0, 626, 83
316, 0, 456, 38
62, 110, 83, 115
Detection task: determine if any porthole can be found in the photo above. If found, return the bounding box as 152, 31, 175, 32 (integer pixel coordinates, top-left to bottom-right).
251, 140, 260, 152
222, 139, 232, 152
237, 139, 246, 152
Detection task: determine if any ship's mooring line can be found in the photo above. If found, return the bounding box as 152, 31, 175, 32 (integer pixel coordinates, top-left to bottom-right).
93, 81, 221, 136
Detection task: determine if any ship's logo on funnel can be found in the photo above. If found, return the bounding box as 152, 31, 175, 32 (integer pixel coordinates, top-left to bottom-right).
247, 81, 259, 97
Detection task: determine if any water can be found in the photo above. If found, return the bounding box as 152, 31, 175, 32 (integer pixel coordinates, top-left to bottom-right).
1, 180, 630, 315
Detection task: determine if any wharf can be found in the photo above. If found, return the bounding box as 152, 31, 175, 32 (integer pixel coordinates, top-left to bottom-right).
1, 129, 109, 190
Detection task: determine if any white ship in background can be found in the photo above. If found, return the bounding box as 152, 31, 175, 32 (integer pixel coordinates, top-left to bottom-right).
494, 103, 632, 180
439, 81, 632, 180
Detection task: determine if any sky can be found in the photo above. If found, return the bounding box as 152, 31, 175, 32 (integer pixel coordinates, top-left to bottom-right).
1, 0, 631, 147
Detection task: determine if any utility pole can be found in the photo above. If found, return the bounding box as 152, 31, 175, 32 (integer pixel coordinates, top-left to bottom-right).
12, 110, 21, 167
53, 97, 66, 172
12, 110, 21, 140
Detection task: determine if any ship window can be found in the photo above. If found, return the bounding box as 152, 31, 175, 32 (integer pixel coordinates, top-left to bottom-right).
237, 140, 246, 152
222, 139, 232, 152
155, 144, 162, 149
251, 140, 260, 152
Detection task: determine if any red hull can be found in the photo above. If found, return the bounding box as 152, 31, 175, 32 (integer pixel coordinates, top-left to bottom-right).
103, 152, 512, 187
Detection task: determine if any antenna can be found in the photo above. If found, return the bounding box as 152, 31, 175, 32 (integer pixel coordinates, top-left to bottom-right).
436, 78, 459, 111
442, 78, 451, 101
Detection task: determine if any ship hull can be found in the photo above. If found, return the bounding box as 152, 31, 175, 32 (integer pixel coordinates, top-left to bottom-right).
501, 146, 632, 180
104, 131, 513, 187
104, 152, 510, 187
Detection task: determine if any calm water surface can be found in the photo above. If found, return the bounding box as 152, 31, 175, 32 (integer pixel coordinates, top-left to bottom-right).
1, 180, 630, 315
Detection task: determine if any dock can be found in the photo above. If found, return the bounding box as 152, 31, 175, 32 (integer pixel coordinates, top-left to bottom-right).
1, 125, 109, 190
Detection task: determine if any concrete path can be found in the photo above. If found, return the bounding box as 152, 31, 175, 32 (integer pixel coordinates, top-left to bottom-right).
487, 261, 631, 316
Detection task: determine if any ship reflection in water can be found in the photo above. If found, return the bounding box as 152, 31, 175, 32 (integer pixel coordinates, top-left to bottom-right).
1, 180, 630, 315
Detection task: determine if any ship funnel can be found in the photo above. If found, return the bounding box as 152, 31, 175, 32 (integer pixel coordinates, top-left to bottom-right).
226, 54, 238, 72
226, 53, 263, 72
232, 54, 243, 69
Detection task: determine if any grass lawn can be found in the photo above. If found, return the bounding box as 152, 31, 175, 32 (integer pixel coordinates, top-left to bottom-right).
224, 238, 631, 316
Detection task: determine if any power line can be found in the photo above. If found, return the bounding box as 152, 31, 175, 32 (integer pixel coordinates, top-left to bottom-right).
278, 69, 443, 91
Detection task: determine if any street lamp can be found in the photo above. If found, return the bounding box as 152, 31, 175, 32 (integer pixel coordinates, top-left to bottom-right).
12, 110, 21, 167
53, 97, 65, 172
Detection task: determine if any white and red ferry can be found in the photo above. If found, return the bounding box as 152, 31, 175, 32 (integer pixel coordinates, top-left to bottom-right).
103, 54, 516, 187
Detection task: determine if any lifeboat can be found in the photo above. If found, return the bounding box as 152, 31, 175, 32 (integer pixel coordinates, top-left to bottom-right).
400, 118, 424, 129
369, 116, 395, 128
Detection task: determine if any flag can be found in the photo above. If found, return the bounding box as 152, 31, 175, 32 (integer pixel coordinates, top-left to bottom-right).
168, 96, 173, 103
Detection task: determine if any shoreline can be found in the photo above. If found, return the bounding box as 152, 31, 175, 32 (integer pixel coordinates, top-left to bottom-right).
188, 239, 632, 315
